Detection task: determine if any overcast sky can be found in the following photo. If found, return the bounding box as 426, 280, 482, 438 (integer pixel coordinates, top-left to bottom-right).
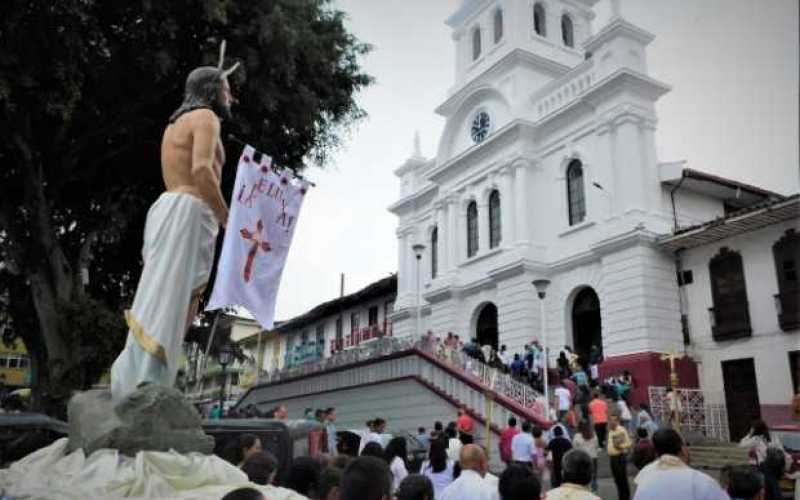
269, 0, 799, 323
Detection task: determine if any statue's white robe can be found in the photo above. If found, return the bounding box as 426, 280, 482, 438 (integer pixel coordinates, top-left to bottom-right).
110, 192, 218, 401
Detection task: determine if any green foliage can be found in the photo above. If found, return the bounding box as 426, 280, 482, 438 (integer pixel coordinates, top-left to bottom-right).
0, 0, 371, 393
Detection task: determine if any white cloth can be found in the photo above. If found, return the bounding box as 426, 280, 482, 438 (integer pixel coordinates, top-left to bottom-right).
110, 192, 218, 401
547, 483, 601, 500
206, 145, 308, 329
572, 433, 599, 459
390, 456, 409, 493
421, 460, 456, 500
617, 400, 632, 421
633, 455, 729, 500
510, 432, 536, 462
555, 386, 571, 411
447, 438, 463, 463
0, 438, 308, 500
440, 470, 497, 500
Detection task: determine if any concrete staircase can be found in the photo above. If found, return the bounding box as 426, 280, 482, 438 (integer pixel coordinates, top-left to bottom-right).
235, 337, 549, 466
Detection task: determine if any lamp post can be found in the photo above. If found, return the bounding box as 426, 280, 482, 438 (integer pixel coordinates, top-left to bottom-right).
532, 279, 551, 421
412, 243, 426, 337
218, 341, 234, 418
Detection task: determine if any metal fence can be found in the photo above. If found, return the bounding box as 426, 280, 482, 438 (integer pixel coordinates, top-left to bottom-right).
648, 386, 730, 442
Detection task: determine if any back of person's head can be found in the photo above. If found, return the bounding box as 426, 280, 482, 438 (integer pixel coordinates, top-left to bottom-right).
340, 456, 392, 500
553, 425, 564, 437
751, 419, 771, 441
579, 421, 594, 440
532, 426, 543, 439
434, 421, 443, 431
384, 436, 408, 465
636, 427, 649, 439
330, 454, 353, 470
418, 426, 426, 434
285, 456, 321, 497
241, 451, 278, 485
395, 474, 434, 500
360, 442, 385, 460
499, 464, 533, 500
427, 438, 448, 473
458, 444, 487, 474
221, 487, 265, 500
319, 466, 344, 500
521, 421, 532, 433
761, 447, 786, 476
727, 465, 764, 500
562, 449, 592, 486
652, 428, 683, 457
508, 417, 517, 427
444, 426, 457, 440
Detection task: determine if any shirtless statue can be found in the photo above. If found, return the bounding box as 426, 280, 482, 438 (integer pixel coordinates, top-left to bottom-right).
110, 44, 239, 400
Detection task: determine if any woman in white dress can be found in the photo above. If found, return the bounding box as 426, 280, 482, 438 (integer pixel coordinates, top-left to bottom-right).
420, 438, 457, 500
386, 436, 410, 494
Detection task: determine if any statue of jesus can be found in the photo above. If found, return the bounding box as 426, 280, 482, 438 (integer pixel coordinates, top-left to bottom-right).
110, 44, 240, 400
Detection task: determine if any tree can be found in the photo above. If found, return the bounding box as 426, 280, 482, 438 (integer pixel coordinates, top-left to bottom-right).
0, 0, 372, 403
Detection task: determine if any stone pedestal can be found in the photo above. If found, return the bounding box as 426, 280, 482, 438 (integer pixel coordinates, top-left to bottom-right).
67, 384, 214, 457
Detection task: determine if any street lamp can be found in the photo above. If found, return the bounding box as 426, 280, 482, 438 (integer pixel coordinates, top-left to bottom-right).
532, 279, 551, 421
218, 341, 234, 418
412, 243, 426, 337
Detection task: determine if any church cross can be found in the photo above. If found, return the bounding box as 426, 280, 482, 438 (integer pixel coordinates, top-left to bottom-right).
239, 219, 272, 282
661, 351, 684, 388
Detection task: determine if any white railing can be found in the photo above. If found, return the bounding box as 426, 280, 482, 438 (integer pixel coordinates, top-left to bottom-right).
534, 59, 596, 120
257, 335, 547, 422
648, 386, 730, 442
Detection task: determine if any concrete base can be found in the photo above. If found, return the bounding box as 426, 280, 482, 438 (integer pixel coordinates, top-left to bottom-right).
68, 384, 214, 457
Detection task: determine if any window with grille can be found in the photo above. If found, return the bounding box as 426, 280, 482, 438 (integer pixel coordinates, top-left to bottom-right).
368, 306, 379, 326
567, 159, 586, 225
489, 190, 501, 248
561, 15, 574, 47
467, 201, 479, 257
493, 9, 503, 43
350, 312, 360, 333
534, 3, 546, 36
773, 229, 799, 331
709, 247, 752, 340
431, 226, 438, 279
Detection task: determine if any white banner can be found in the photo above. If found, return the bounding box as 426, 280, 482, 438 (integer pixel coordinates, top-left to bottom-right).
206, 145, 308, 329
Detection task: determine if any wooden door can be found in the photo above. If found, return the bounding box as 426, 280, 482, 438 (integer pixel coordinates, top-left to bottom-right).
722, 358, 761, 441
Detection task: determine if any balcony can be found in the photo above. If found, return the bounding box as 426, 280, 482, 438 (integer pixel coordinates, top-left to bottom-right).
774, 291, 800, 331
708, 301, 752, 341
330, 325, 392, 354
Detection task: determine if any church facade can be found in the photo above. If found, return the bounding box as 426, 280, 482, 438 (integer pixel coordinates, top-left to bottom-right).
388, 0, 785, 406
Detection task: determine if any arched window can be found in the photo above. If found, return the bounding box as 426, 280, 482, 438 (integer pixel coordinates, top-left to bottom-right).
472, 27, 482, 61
467, 201, 478, 258
489, 190, 501, 249
773, 229, 799, 330
566, 159, 586, 225
561, 14, 574, 47
709, 248, 752, 340
431, 226, 439, 279
533, 3, 546, 37
493, 9, 504, 44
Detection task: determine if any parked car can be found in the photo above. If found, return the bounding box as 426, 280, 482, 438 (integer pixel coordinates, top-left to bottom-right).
202, 418, 327, 484
336, 429, 427, 473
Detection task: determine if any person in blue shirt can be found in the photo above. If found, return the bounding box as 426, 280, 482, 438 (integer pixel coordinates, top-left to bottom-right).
511, 354, 525, 379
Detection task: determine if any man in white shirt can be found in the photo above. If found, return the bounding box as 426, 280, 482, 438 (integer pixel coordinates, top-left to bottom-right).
440, 445, 498, 500
633, 429, 729, 500
510, 421, 536, 468
555, 382, 571, 422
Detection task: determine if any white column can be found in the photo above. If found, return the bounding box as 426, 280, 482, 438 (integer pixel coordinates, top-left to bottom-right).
397, 231, 407, 294
499, 166, 515, 248
457, 195, 468, 262
514, 161, 530, 246
447, 196, 458, 272
436, 204, 447, 274
477, 200, 489, 254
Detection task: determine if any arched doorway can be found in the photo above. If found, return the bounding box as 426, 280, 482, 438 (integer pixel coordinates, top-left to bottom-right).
572, 288, 601, 362
475, 303, 498, 350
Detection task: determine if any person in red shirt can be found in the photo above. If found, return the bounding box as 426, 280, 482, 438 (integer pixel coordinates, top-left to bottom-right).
456, 407, 475, 445
499, 417, 520, 464
588, 391, 609, 447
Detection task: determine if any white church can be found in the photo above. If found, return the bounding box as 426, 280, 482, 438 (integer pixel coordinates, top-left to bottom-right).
239, 0, 798, 444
